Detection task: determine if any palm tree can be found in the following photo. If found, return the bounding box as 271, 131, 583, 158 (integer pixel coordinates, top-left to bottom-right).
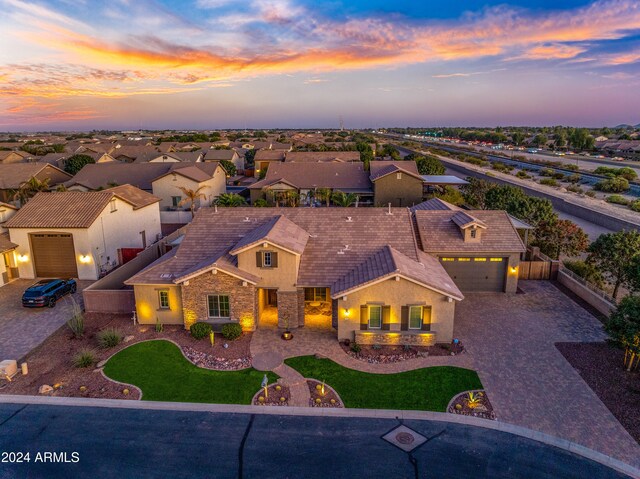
315, 188, 332, 207
177, 186, 207, 218
13, 177, 50, 204
331, 191, 358, 207
215, 193, 247, 207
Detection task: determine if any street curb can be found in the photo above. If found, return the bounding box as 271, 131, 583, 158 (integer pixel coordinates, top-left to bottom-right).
0, 394, 638, 478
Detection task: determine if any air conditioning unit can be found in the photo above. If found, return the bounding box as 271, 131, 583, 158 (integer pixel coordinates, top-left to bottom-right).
0, 360, 18, 380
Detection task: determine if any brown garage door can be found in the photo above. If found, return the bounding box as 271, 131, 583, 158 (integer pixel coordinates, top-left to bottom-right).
30, 233, 78, 278
440, 257, 506, 292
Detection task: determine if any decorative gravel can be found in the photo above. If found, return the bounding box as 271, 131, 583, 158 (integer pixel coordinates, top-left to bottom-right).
252, 383, 290, 406
447, 389, 496, 420
339, 341, 464, 364
182, 346, 252, 370
307, 379, 343, 408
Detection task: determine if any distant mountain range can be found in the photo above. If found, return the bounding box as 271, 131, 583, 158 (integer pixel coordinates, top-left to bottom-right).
613, 124, 640, 129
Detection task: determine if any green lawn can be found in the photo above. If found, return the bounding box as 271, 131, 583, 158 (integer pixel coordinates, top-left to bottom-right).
103, 340, 277, 404
285, 356, 482, 411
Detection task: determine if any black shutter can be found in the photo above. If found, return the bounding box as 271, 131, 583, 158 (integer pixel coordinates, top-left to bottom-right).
422, 306, 432, 331
401, 306, 409, 331
271, 252, 278, 268
360, 305, 368, 330
256, 251, 262, 267
382, 305, 391, 330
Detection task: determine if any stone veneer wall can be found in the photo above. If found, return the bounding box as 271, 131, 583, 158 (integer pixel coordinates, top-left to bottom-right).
277, 290, 300, 329
297, 288, 305, 327
180, 270, 257, 331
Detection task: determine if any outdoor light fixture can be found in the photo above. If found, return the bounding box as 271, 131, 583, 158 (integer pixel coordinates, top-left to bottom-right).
79, 254, 91, 263
510, 266, 517, 274
17, 254, 28, 262
344, 308, 350, 318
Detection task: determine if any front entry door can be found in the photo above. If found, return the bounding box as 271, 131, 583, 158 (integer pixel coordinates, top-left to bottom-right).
267, 289, 278, 307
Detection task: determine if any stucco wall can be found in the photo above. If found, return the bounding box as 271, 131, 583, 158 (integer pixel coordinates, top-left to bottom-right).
133, 284, 184, 324
335, 276, 457, 343
0, 206, 17, 234
0, 250, 17, 287
152, 168, 226, 210
237, 244, 299, 291
373, 173, 423, 207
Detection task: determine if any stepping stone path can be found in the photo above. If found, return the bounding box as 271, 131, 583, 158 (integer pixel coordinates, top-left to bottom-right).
252, 350, 311, 407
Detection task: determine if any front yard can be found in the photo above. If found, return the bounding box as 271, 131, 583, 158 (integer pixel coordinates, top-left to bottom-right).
285, 355, 482, 411
104, 340, 277, 404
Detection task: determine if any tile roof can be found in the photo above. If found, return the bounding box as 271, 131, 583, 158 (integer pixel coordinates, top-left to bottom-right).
5, 186, 159, 228
0, 164, 71, 189
369, 160, 420, 180
230, 215, 309, 255
410, 198, 462, 212
284, 151, 361, 163
250, 162, 371, 190
415, 210, 526, 253
254, 150, 286, 161
451, 211, 487, 229
203, 149, 238, 161
331, 245, 463, 300
0, 233, 17, 253
152, 164, 218, 183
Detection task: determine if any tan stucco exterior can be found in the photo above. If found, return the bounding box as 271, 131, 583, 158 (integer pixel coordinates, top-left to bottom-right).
236, 244, 299, 291
434, 252, 521, 293
133, 284, 184, 324
151, 167, 226, 210
372, 173, 423, 207
334, 276, 457, 343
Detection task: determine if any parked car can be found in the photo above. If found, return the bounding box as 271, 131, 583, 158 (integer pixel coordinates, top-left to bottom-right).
22, 279, 77, 308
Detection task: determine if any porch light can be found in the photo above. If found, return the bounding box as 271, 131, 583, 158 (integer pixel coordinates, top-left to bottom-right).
343, 308, 350, 318
17, 254, 29, 262
510, 266, 518, 274
79, 254, 91, 264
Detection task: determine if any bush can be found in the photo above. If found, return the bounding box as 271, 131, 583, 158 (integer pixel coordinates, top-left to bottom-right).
552, 172, 566, 180
540, 168, 555, 177
595, 177, 629, 193
585, 190, 596, 198
630, 200, 640, 212
96, 328, 124, 348
563, 260, 605, 288
516, 171, 530, 179
66, 298, 84, 338
539, 178, 558, 187
190, 322, 212, 340
566, 184, 584, 194
350, 342, 361, 354
567, 174, 581, 183
73, 349, 97, 368
605, 195, 630, 206
155, 318, 163, 333
221, 323, 242, 340
372, 344, 382, 350
565, 164, 579, 171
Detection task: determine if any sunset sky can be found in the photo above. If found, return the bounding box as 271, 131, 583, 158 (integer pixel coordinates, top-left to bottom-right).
1, 0, 639, 130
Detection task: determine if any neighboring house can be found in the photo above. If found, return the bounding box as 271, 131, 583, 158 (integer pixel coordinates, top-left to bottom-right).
151, 163, 226, 210
369, 161, 424, 207
0, 164, 73, 203
125, 207, 523, 344
0, 150, 30, 164
253, 150, 286, 177
284, 151, 361, 163
0, 233, 19, 287
0, 202, 19, 233
248, 162, 372, 205
5, 186, 162, 280
110, 145, 160, 163
135, 151, 203, 164
38, 153, 69, 169
203, 149, 243, 173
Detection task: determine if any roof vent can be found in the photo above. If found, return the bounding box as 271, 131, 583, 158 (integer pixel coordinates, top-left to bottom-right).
346, 216, 352, 222
386, 203, 393, 215
214, 204, 218, 213
344, 244, 350, 250
160, 273, 173, 279
337, 250, 345, 255
243, 217, 251, 222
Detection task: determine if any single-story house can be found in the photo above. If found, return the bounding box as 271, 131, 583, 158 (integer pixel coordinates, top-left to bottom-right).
134, 151, 204, 164
151, 163, 226, 210
203, 149, 243, 173
369, 161, 424, 207
0, 150, 31, 164
253, 150, 286, 177
284, 151, 361, 163
0, 202, 19, 233
0, 233, 19, 287
5, 185, 162, 280
0, 164, 73, 204
125, 206, 524, 344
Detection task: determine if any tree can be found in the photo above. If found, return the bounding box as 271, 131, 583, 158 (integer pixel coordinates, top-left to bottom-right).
355, 142, 373, 170
460, 178, 495, 209
177, 186, 207, 218
531, 219, 589, 259
511, 131, 525, 146
315, 188, 332, 207
532, 134, 547, 148
219, 160, 236, 177
379, 144, 400, 160
626, 255, 640, 292
415, 155, 445, 175
331, 191, 358, 207
215, 193, 247, 207
587, 230, 640, 300
13, 177, 50, 204
64, 154, 95, 175
434, 186, 465, 206
595, 177, 629, 193
253, 198, 268, 207
245, 149, 256, 168
606, 296, 640, 371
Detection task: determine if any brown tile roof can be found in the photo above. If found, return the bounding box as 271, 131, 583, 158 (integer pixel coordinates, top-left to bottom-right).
415, 210, 525, 253
410, 198, 462, 212
0, 233, 18, 253
203, 150, 238, 161
111, 145, 159, 160
249, 162, 372, 191
451, 211, 487, 229
254, 150, 286, 161
331, 245, 463, 300
0, 164, 71, 189
152, 164, 218, 184
230, 215, 309, 255
5, 186, 159, 229
285, 151, 361, 163
369, 161, 422, 181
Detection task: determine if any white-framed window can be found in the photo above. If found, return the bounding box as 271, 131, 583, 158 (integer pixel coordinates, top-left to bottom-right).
158, 290, 170, 309
470, 229, 477, 239
110, 199, 117, 212
208, 295, 230, 318
263, 251, 272, 267
368, 305, 382, 329
409, 305, 422, 329
171, 196, 181, 207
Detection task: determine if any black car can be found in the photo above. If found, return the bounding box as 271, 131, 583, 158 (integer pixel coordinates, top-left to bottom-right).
22, 279, 77, 308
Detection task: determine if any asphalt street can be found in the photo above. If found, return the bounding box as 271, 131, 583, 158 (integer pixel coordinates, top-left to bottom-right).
0, 403, 632, 479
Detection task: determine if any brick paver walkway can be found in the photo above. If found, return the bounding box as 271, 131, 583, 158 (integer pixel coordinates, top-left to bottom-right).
455, 281, 640, 468
0, 279, 93, 361
272, 364, 310, 407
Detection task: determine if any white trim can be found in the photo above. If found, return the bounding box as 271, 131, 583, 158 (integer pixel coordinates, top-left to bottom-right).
367, 304, 382, 329
408, 305, 422, 330
230, 240, 301, 257
174, 264, 258, 285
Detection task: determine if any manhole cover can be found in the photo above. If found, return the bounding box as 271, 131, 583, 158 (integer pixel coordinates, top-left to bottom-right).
382, 425, 427, 452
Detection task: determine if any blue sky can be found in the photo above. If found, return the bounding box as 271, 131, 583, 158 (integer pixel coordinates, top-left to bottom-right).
0, 0, 639, 130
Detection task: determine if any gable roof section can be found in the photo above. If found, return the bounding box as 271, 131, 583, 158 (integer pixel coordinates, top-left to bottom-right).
106, 185, 161, 209
203, 149, 237, 161
284, 151, 360, 163
451, 211, 487, 229
252, 162, 371, 190
0, 163, 71, 189
152, 164, 216, 184
254, 150, 286, 161
369, 161, 423, 181
410, 198, 462, 212
415, 210, 525, 253
230, 215, 309, 255
331, 245, 463, 300
0, 233, 18, 253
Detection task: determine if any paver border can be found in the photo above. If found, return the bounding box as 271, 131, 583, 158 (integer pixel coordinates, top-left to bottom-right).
0, 394, 637, 479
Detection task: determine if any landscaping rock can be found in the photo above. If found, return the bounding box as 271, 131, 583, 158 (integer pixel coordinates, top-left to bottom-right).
182, 346, 251, 370
314, 353, 327, 360
96, 360, 107, 368
123, 335, 135, 343
38, 385, 53, 395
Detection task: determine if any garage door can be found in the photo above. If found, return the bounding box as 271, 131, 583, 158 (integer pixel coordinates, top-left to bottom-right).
440, 257, 506, 292
30, 233, 78, 278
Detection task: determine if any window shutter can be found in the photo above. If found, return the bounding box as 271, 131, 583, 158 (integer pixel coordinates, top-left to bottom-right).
382, 305, 391, 330
256, 251, 262, 267
271, 252, 278, 268
360, 305, 368, 330
401, 306, 409, 331
422, 306, 432, 331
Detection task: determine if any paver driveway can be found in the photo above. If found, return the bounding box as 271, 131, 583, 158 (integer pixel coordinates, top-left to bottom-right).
455, 280, 640, 468
0, 279, 92, 361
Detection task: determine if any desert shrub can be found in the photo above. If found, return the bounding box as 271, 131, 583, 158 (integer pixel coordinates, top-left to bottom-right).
253, 199, 268, 207
403, 344, 412, 351
540, 168, 555, 177
516, 171, 530, 179
539, 178, 558, 187
73, 349, 97, 368
630, 200, 640, 212
563, 260, 605, 288
155, 319, 163, 333
585, 190, 596, 198
372, 344, 382, 350
221, 323, 242, 340
66, 298, 84, 338
552, 172, 566, 180
97, 328, 124, 348
567, 174, 581, 183
606, 195, 630, 206
190, 322, 212, 339
595, 177, 629, 193
350, 342, 361, 354
566, 184, 584, 194
565, 164, 579, 171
